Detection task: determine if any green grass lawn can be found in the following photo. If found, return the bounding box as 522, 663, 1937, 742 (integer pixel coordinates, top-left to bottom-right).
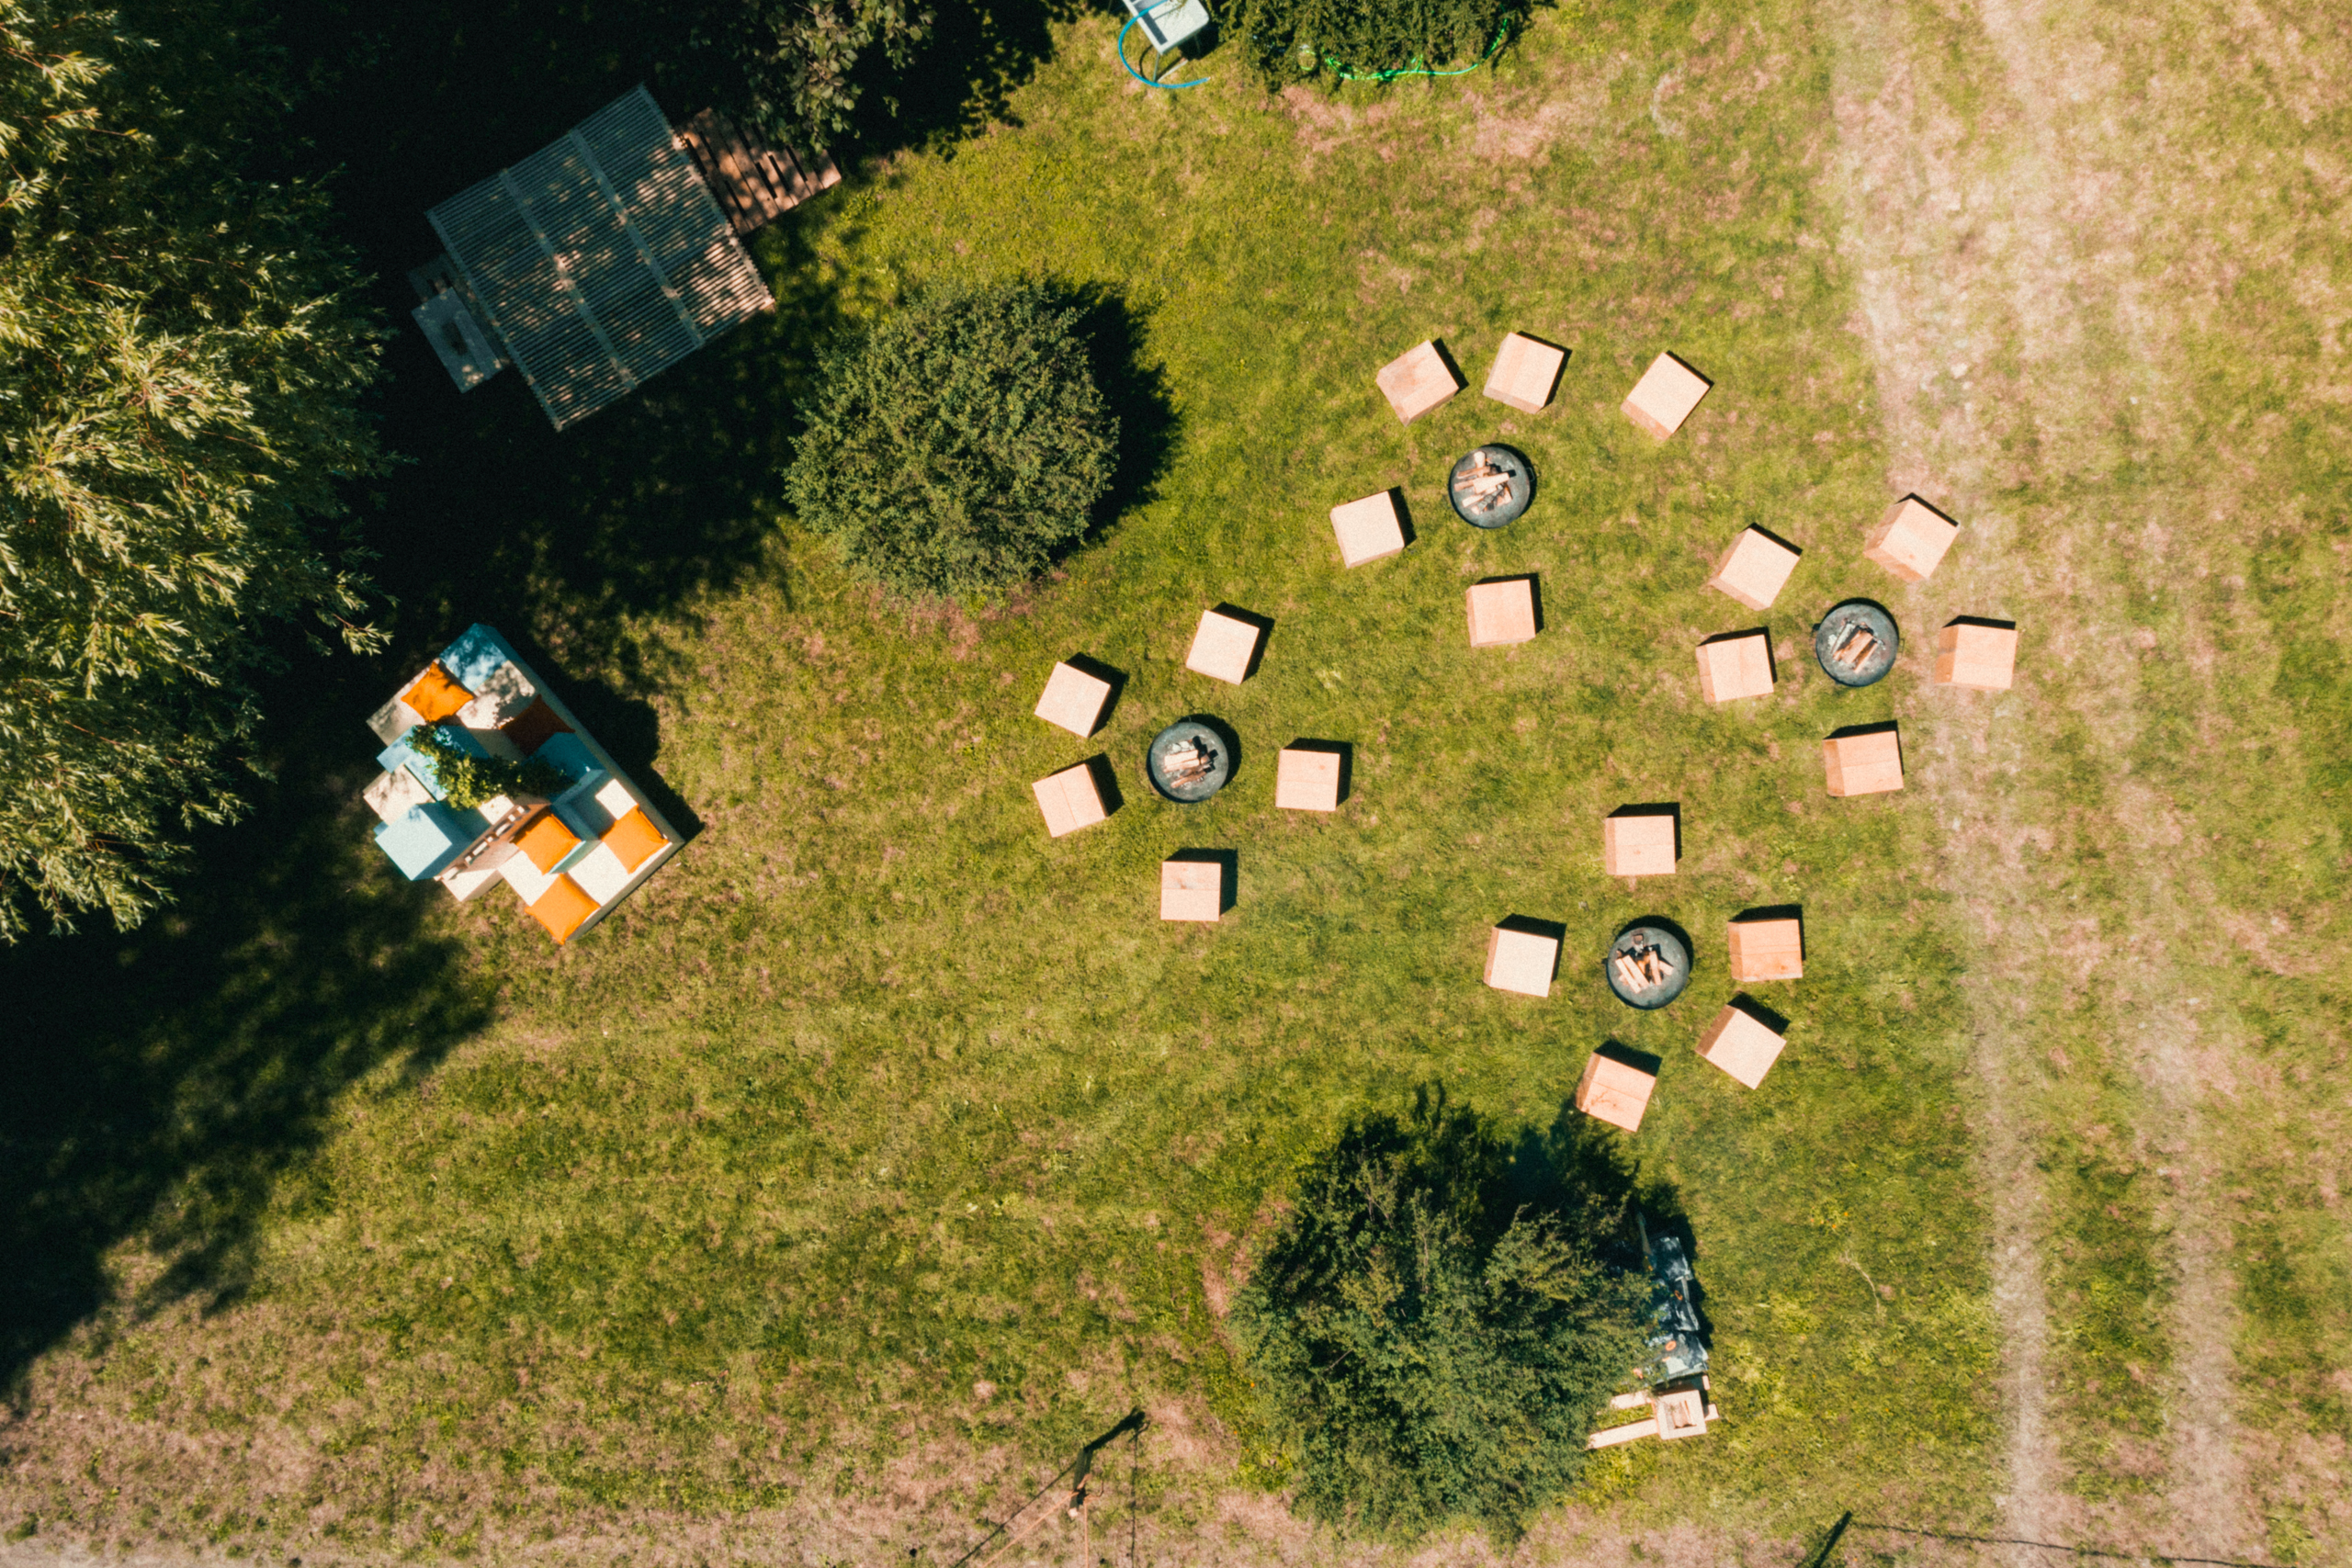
17, 0, 2352, 1562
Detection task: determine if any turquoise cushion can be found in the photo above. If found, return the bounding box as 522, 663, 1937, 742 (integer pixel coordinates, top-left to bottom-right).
440, 624, 520, 692
552, 771, 616, 841
373, 800, 490, 880
533, 731, 595, 781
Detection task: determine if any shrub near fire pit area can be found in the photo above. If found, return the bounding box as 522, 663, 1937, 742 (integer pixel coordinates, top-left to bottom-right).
1233, 1093, 1651, 1543
785, 280, 1117, 599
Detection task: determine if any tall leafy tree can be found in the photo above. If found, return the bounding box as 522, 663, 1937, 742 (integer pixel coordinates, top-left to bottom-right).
1233, 1091, 1652, 1542
0, 0, 386, 939
701, 0, 934, 155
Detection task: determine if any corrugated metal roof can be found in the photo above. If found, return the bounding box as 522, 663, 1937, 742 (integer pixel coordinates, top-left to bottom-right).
428, 86, 775, 430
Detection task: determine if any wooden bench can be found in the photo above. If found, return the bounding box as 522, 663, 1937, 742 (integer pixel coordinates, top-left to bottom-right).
679, 109, 843, 235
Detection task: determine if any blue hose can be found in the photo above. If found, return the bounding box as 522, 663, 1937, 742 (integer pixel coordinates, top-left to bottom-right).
1118, 3, 1213, 91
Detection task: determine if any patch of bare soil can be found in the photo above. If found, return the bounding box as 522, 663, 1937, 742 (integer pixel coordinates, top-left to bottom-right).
1820, 0, 2352, 1561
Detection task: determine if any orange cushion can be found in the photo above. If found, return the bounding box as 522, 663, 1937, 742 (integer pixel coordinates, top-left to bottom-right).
526, 874, 597, 943
400, 661, 472, 723
603, 807, 667, 874
514, 812, 581, 874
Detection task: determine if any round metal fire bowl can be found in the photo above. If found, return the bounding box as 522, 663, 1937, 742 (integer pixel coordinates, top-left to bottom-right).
1815, 600, 1900, 688
1146, 718, 1234, 803
1448, 445, 1535, 529
1606, 923, 1693, 1010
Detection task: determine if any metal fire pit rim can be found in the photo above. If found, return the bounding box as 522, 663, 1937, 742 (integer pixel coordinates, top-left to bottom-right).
1145, 716, 1234, 804
1815, 598, 1900, 687
1605, 922, 1692, 1010
1448, 443, 1535, 529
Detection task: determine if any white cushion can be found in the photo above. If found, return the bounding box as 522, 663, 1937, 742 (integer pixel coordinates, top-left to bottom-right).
455, 661, 538, 728
501, 853, 557, 904
566, 840, 633, 904
594, 777, 637, 818
362, 766, 433, 823
368, 696, 424, 746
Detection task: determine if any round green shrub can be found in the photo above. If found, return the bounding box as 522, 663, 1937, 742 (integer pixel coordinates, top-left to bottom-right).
1226, 0, 1538, 86
1232, 1093, 1652, 1542
785, 281, 1118, 599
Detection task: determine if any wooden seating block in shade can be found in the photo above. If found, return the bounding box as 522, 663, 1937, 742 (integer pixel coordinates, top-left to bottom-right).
1275, 747, 1342, 812
1937, 620, 2018, 691
1695, 630, 1774, 704
1374, 340, 1463, 423
1864, 494, 1961, 582
1602, 811, 1677, 877
1159, 859, 1222, 922
1726, 915, 1804, 982
1184, 608, 1263, 684
1483, 333, 1566, 413
1703, 526, 1802, 612
1621, 352, 1712, 439
1033, 660, 1113, 736
1695, 1001, 1787, 1089
399, 661, 472, 723
1576, 1049, 1657, 1133
526, 874, 598, 944
1464, 579, 1537, 648
1484, 924, 1560, 998
1329, 491, 1408, 567
1823, 728, 1905, 796
1033, 762, 1107, 838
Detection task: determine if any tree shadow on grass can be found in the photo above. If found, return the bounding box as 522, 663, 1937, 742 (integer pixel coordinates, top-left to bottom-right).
0, 727, 492, 1388
842, 0, 1095, 161
1069, 282, 1182, 550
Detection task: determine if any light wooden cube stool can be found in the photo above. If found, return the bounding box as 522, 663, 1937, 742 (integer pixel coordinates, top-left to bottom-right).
1603, 810, 1677, 877
1576, 1049, 1657, 1133
1329, 491, 1408, 568
1033, 660, 1113, 736
1655, 1385, 1711, 1440
1033, 761, 1108, 838
1726, 915, 1803, 982
1864, 494, 1960, 582
1465, 578, 1538, 648
1160, 859, 1223, 922
1703, 526, 1802, 611
1622, 352, 1712, 439
1185, 607, 1264, 683
1823, 728, 1904, 796
1375, 340, 1463, 423
1484, 333, 1566, 413
1937, 619, 2018, 691
1695, 1000, 1787, 1089
1484, 923, 1560, 998
1275, 747, 1342, 812
1695, 630, 1774, 704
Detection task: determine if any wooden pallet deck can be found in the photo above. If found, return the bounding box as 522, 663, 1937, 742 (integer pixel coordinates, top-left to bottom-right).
678, 109, 842, 235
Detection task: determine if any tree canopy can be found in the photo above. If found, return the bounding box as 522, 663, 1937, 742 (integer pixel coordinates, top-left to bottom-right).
0, 0, 386, 939
1232, 1091, 1653, 1542
784, 279, 1117, 600
701, 0, 934, 156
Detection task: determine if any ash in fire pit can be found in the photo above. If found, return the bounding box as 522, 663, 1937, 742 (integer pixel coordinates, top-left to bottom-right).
1814, 600, 1900, 687
1606, 923, 1692, 1010
1146, 718, 1234, 803
1448, 445, 1535, 529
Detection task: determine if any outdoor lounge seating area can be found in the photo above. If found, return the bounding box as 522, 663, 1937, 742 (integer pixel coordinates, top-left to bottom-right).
1012, 330, 2025, 1210
362, 625, 682, 943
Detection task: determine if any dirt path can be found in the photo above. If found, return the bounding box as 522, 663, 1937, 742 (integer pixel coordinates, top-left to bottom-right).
1818, 0, 2300, 1559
